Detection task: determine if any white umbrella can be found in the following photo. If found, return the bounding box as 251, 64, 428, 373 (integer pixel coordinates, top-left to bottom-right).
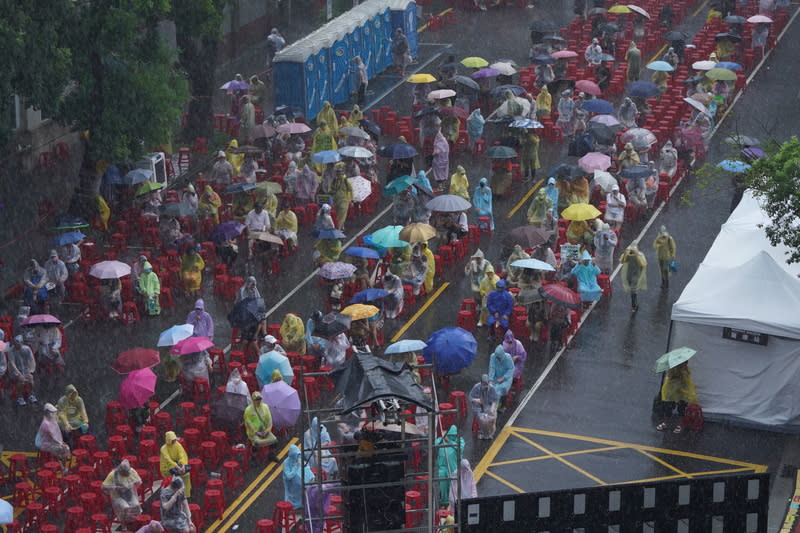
683, 97, 711, 115
592, 170, 618, 193
511, 258, 556, 272
692, 60, 716, 71
339, 126, 370, 140
89, 260, 132, 279
627, 4, 650, 18
489, 62, 518, 76
338, 146, 373, 159
348, 176, 372, 203
427, 89, 457, 100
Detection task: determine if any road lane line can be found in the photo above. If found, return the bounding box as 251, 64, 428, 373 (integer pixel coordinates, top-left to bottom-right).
507, 178, 543, 218
473, 425, 514, 479
489, 445, 624, 467
483, 469, 526, 493
214, 441, 298, 533
204, 438, 298, 533
692, 0, 710, 17
511, 431, 608, 485
389, 282, 450, 342
637, 449, 693, 478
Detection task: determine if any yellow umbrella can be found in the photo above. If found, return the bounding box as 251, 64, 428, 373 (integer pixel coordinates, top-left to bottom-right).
406, 73, 437, 84
461, 57, 489, 68
608, 4, 632, 13
340, 304, 380, 320
399, 223, 437, 243
705, 67, 737, 81
561, 203, 603, 221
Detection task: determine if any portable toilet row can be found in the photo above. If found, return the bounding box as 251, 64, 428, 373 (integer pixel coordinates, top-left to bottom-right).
273, 0, 417, 122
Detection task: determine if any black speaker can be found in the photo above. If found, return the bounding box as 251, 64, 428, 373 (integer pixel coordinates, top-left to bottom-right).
346, 460, 406, 531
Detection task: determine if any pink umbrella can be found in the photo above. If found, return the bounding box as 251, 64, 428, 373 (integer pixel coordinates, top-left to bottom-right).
171, 336, 214, 355
578, 152, 612, 172
251, 124, 277, 139
118, 368, 157, 409
21, 314, 61, 326
261, 380, 301, 429
590, 114, 621, 127
576, 79, 602, 96
551, 50, 579, 59
276, 123, 312, 134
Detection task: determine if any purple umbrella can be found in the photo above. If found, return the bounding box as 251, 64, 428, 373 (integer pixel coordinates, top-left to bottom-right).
20, 314, 61, 326
471, 68, 501, 79
578, 152, 612, 172
118, 368, 157, 409
318, 262, 357, 280
589, 114, 621, 127
210, 221, 245, 243
220, 79, 250, 91
261, 380, 301, 429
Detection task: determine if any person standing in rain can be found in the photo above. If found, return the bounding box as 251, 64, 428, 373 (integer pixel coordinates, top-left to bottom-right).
625, 42, 641, 82
519, 129, 541, 182
283, 444, 314, 510
472, 178, 494, 230
619, 245, 647, 311
653, 226, 677, 288
593, 223, 618, 274
656, 362, 697, 433
431, 130, 450, 192
527, 188, 552, 227
466, 109, 485, 151
465, 250, 490, 314
436, 426, 464, 507
536, 86, 552, 119
185, 299, 214, 340
502, 330, 527, 381
266, 28, 286, 67
556, 90, 576, 137
469, 374, 499, 439
604, 184, 626, 230
390, 28, 411, 76
617, 97, 638, 129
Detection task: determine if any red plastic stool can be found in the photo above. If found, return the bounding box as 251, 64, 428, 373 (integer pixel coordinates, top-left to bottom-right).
272, 501, 298, 531
182, 428, 201, 455
477, 216, 492, 234
656, 180, 671, 205
36, 469, 57, 489
41, 525, 59, 533
7, 453, 29, 482
43, 485, 64, 512
153, 411, 172, 433
177, 401, 197, 429
140, 425, 157, 443
438, 403, 455, 434
200, 441, 220, 470
78, 434, 98, 454
204, 489, 225, 520
211, 430, 229, 451
303, 376, 320, 407
132, 514, 152, 532
255, 519, 275, 533
405, 490, 423, 527
189, 503, 204, 531
456, 310, 475, 332
92, 451, 113, 476
64, 506, 86, 533
107, 435, 127, 460
138, 440, 158, 463
150, 500, 161, 520
222, 460, 245, 490
90, 513, 112, 533
24, 502, 46, 531
191, 378, 211, 404
597, 273, 612, 296
230, 444, 251, 471
191, 415, 211, 433
14, 482, 35, 507
188, 457, 207, 488
79, 492, 101, 515
438, 245, 455, 267
450, 390, 468, 420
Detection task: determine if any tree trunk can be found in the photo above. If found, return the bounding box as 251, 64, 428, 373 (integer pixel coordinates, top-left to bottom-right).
178, 35, 218, 142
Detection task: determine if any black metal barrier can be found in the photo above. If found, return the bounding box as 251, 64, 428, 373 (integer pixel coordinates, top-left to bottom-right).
460, 472, 769, 532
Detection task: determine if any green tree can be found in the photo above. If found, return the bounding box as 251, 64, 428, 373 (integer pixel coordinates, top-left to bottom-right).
745, 137, 800, 264
172, 0, 229, 141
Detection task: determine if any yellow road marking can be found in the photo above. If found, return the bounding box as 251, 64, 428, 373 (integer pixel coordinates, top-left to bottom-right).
620, 467, 755, 486
484, 469, 526, 493
204, 439, 298, 533
637, 449, 692, 478
648, 44, 668, 65
511, 430, 608, 486
474, 425, 513, 479
390, 282, 450, 342
417, 7, 453, 32
507, 178, 543, 218
489, 445, 625, 467
693, 0, 710, 17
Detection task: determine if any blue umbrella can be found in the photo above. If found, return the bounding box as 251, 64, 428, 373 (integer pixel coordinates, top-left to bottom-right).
51, 231, 86, 247
384, 175, 416, 196
716, 61, 743, 70
350, 288, 389, 303
377, 143, 418, 159
124, 168, 153, 185
620, 165, 655, 179
158, 324, 195, 347
310, 228, 347, 239
371, 226, 408, 249
509, 118, 544, 129
311, 150, 342, 164
343, 246, 382, 259
385, 339, 428, 355
581, 99, 614, 114
210, 221, 246, 243
0, 498, 13, 525
532, 54, 556, 65
625, 81, 660, 98
224, 183, 256, 194
102, 165, 123, 185
255, 351, 294, 388
423, 327, 477, 374
647, 60, 675, 72
717, 159, 751, 172
548, 163, 581, 179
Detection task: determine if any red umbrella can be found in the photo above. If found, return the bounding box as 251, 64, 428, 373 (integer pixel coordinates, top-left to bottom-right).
539, 284, 582, 309
171, 336, 214, 355
118, 368, 157, 409
576, 79, 602, 96
112, 348, 160, 375
439, 106, 469, 119
20, 314, 61, 326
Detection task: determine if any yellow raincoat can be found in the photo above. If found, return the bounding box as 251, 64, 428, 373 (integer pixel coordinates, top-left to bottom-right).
448, 166, 470, 200
180, 251, 205, 293
280, 313, 306, 354
535, 86, 552, 117
159, 431, 191, 497
331, 174, 354, 230
420, 242, 436, 293
478, 265, 500, 325
316, 101, 340, 137
225, 139, 244, 176
198, 185, 222, 224
661, 365, 697, 403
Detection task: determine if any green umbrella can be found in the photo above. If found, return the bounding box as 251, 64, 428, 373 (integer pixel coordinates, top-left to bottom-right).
383, 175, 416, 196
705, 67, 737, 81
370, 225, 408, 249
255, 181, 283, 195
653, 347, 697, 373
135, 181, 165, 197
485, 145, 518, 159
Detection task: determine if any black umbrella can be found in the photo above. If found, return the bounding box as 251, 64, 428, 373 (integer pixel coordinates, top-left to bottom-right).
625, 80, 660, 98
586, 122, 615, 145
490, 85, 526, 98
160, 202, 195, 218
543, 35, 567, 46
548, 163, 581, 179
723, 15, 747, 23
359, 119, 381, 138
439, 61, 460, 75
51, 215, 89, 230
503, 226, 553, 248
715, 32, 742, 42
210, 392, 249, 431
681, 75, 705, 85
314, 313, 352, 338
587, 7, 607, 16
414, 106, 441, 118
620, 165, 654, 179
528, 20, 559, 32
547, 78, 576, 95
663, 30, 689, 41
598, 22, 620, 33
532, 54, 556, 65
452, 75, 480, 90
227, 297, 266, 329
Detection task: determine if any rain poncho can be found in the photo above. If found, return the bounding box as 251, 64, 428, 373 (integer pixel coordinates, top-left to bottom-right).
449, 166, 470, 200
618, 144, 640, 169
244, 395, 277, 446
605, 187, 626, 225
317, 101, 340, 137
180, 350, 211, 382
102, 460, 142, 524
593, 225, 618, 273
283, 444, 314, 509
478, 266, 500, 325
400, 247, 428, 296
464, 249, 490, 294
472, 178, 494, 230
295, 164, 320, 204
160, 477, 191, 532
36, 407, 69, 460
159, 431, 191, 497
653, 227, 677, 280
236, 277, 261, 302
186, 298, 214, 340
519, 132, 541, 179
56, 384, 88, 433
312, 123, 338, 172
658, 141, 678, 179
466, 109, 485, 148
526, 189, 552, 227
502, 330, 527, 379
468, 378, 499, 419
625, 42, 641, 83
198, 185, 222, 223
431, 132, 450, 185
543, 177, 559, 218
180, 250, 205, 293
436, 425, 464, 506
420, 243, 436, 293
571, 257, 602, 302
486, 282, 514, 328
556, 92, 575, 136
619, 246, 647, 293
303, 417, 337, 476
505, 245, 530, 284
566, 220, 592, 246
275, 208, 298, 246
283, 162, 300, 195
138, 263, 161, 316
226, 139, 244, 175
23, 259, 48, 309
449, 459, 478, 507
382, 272, 404, 319
314, 239, 342, 264
331, 174, 354, 230
661, 365, 697, 403
225, 368, 252, 404
488, 346, 515, 397
617, 97, 638, 129
280, 313, 306, 353
536, 86, 552, 117
314, 203, 335, 230
416, 170, 433, 195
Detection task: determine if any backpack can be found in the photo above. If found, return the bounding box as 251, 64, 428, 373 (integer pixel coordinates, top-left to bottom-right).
681, 403, 704, 431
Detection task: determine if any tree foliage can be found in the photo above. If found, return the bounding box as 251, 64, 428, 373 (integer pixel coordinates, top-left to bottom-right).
745, 137, 800, 264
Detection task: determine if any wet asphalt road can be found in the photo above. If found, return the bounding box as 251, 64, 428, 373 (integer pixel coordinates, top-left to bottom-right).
2, 0, 799, 530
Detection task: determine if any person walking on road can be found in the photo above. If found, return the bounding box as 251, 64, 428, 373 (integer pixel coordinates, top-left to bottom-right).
653, 226, 677, 288
656, 362, 697, 433
619, 245, 647, 311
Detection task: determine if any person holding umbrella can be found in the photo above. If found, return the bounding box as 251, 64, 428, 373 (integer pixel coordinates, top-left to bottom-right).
656, 360, 697, 433
619, 245, 647, 311
243, 391, 278, 455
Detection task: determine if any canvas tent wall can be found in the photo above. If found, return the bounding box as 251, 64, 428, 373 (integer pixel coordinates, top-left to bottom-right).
670, 190, 800, 429
273, 0, 416, 119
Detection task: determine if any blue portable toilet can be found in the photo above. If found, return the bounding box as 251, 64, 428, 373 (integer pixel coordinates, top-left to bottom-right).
389, 0, 418, 59
330, 34, 351, 105
378, 9, 393, 71
313, 46, 331, 118
273, 44, 317, 120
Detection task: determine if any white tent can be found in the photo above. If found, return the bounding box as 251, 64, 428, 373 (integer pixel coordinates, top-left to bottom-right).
670, 191, 800, 429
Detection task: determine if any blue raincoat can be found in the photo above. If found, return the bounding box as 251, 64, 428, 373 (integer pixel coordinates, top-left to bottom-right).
488, 346, 515, 397
435, 425, 464, 506
571, 259, 602, 302
545, 177, 559, 219
472, 178, 494, 230
283, 444, 314, 509
485, 282, 514, 328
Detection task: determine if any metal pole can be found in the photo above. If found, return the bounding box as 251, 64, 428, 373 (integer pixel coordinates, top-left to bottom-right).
427, 409, 435, 532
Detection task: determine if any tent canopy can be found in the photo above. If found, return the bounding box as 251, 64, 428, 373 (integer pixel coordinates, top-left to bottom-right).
672, 191, 800, 339
330, 353, 432, 414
